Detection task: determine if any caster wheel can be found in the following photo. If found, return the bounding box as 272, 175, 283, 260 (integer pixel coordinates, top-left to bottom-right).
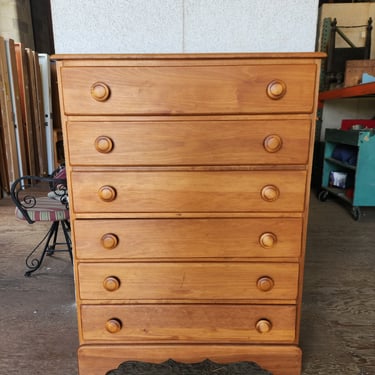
318, 190, 329, 202
351, 207, 361, 221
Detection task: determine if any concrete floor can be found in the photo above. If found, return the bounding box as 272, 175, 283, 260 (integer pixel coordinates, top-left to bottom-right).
0, 190, 374, 375
0, 195, 77, 375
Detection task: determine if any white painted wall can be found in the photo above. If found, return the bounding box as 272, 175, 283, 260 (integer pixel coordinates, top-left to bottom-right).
50, 0, 319, 54
320, 99, 375, 141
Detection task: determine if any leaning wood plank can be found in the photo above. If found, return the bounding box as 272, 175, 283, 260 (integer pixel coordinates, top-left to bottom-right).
50, 61, 63, 168
5, 39, 27, 177
33, 51, 48, 175
0, 36, 19, 189
39, 54, 54, 174
15, 43, 35, 176
0, 107, 10, 193
25, 48, 40, 175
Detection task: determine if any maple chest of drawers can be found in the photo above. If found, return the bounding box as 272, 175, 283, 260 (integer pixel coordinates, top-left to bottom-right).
55, 53, 322, 375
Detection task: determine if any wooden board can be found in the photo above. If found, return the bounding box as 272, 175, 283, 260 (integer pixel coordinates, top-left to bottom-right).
25, 48, 41, 175
50, 60, 64, 167
0, 36, 19, 189
0, 109, 10, 195
38, 54, 54, 174
78, 344, 302, 375
33, 51, 48, 176
15, 43, 35, 176
345, 59, 375, 87
5, 39, 27, 178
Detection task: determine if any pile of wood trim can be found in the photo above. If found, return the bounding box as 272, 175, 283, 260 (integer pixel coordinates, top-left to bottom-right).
0, 37, 60, 199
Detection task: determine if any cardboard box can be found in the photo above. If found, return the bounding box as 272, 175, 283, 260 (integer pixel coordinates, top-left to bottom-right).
344, 59, 375, 87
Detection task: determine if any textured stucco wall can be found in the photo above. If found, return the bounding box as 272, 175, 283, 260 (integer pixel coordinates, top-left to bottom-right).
50, 0, 319, 53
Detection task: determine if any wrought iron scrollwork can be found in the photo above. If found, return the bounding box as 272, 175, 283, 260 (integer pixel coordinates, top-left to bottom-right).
20, 194, 37, 209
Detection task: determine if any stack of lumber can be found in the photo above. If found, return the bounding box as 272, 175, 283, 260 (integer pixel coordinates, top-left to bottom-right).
0, 37, 58, 199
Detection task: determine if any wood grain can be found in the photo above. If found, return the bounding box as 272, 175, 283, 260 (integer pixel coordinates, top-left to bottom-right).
73, 217, 303, 260
80, 304, 297, 343
67, 119, 311, 166
78, 344, 302, 375
71, 170, 307, 213
77, 262, 299, 301
61, 64, 317, 115
55, 53, 322, 375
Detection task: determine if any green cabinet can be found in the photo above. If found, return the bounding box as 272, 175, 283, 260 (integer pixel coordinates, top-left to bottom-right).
319, 128, 375, 220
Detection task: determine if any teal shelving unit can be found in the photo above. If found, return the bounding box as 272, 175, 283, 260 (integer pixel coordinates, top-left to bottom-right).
318, 128, 375, 220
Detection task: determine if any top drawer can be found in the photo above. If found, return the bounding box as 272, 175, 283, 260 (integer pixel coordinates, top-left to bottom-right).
60, 64, 317, 115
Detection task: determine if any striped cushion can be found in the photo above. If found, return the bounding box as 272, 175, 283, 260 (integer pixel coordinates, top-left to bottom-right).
15, 196, 70, 222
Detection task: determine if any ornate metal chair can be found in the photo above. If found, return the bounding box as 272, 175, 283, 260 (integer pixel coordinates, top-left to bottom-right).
10, 166, 72, 276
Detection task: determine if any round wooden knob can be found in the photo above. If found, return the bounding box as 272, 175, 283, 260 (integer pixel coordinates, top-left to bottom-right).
98, 185, 117, 202
90, 82, 110, 102
95, 136, 114, 153
257, 276, 275, 292
101, 233, 119, 250
259, 232, 277, 249
255, 319, 272, 334
105, 318, 122, 334
263, 134, 282, 153
266, 79, 287, 100
260, 185, 280, 202
103, 276, 121, 292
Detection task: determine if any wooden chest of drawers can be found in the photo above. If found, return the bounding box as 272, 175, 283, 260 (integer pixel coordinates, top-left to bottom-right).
55, 53, 323, 375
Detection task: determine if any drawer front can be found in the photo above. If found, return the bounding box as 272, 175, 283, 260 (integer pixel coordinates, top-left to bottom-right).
78, 262, 299, 300
80, 304, 297, 343
67, 120, 311, 166
74, 218, 303, 260
71, 170, 307, 213
60, 64, 317, 115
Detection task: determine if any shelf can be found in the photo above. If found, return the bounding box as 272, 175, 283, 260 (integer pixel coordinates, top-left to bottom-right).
321, 128, 375, 210
322, 186, 353, 204
319, 81, 375, 104
324, 157, 356, 171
